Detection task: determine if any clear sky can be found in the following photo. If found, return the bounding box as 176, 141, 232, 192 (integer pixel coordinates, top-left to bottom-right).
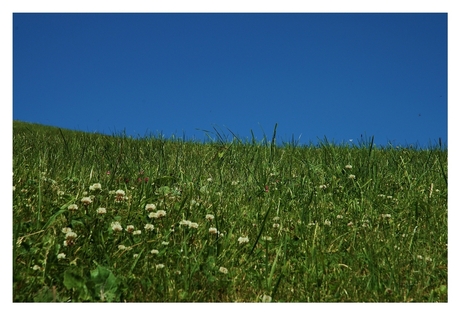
13, 13, 447, 147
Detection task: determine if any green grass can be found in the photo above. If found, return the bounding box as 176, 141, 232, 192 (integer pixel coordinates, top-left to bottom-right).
12, 120, 447, 302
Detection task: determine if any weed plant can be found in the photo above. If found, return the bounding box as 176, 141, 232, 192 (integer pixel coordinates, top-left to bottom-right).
12, 121, 447, 302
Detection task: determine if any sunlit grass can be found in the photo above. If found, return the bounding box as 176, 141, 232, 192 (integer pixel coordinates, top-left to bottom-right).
12, 121, 447, 302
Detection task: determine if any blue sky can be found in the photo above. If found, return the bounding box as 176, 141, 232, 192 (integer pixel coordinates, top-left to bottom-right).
13, 13, 447, 147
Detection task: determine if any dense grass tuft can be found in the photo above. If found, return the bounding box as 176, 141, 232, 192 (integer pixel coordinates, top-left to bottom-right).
13, 121, 447, 302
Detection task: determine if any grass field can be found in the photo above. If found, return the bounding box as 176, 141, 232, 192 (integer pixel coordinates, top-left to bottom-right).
12, 120, 447, 302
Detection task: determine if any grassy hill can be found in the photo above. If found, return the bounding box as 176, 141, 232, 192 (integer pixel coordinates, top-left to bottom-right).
12, 120, 447, 302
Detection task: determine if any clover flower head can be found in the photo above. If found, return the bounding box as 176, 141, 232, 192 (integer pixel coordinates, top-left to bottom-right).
145, 204, 156, 211
115, 189, 126, 202
156, 210, 167, 218
81, 196, 92, 206
118, 245, 127, 250
57, 253, 66, 260
96, 207, 107, 215
238, 236, 249, 244
150, 249, 159, 255
179, 220, 192, 227
62, 227, 72, 234
348, 174, 356, 179
125, 225, 135, 233
111, 221, 123, 232
133, 230, 142, 235
64, 231, 77, 246
345, 164, 352, 169
209, 227, 218, 234
89, 183, 102, 191
205, 214, 215, 221
219, 266, 228, 274
156, 264, 165, 269
144, 223, 154, 231
262, 295, 272, 303
68, 204, 78, 211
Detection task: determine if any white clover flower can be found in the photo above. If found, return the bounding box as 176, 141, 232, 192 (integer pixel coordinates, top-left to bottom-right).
345, 164, 352, 169
348, 174, 356, 180
68, 204, 78, 211
219, 266, 228, 274
81, 196, 92, 205
273, 216, 280, 221
150, 249, 159, 255
238, 236, 249, 244
273, 223, 280, 229
179, 220, 192, 227
125, 225, 135, 233
32, 265, 42, 271
115, 189, 126, 202
156, 210, 167, 218
262, 236, 272, 241
96, 207, 107, 215
133, 254, 139, 259
381, 213, 392, 219
336, 215, 343, 219
118, 245, 127, 250
144, 223, 154, 231
189, 222, 199, 229
324, 219, 332, 226
89, 183, 102, 191
148, 212, 158, 219
205, 214, 215, 221
57, 253, 66, 260
62, 227, 72, 234
209, 227, 218, 234
111, 221, 123, 232
156, 264, 165, 269
319, 184, 327, 190
64, 231, 77, 246
145, 204, 156, 211
262, 295, 272, 303
65, 231, 77, 239
133, 230, 142, 235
